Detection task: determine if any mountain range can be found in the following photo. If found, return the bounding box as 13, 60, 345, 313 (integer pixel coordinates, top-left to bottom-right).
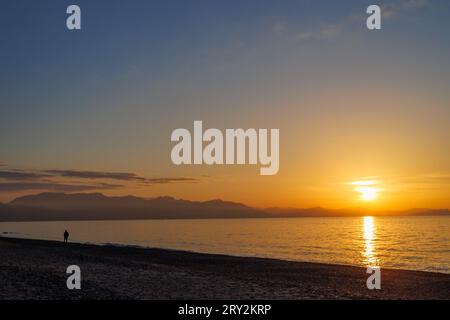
0, 192, 448, 222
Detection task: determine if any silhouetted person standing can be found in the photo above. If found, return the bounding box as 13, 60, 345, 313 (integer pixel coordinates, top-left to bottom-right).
64, 230, 69, 243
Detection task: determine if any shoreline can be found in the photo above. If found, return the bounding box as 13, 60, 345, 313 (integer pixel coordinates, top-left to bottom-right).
1, 236, 449, 300
2, 233, 449, 275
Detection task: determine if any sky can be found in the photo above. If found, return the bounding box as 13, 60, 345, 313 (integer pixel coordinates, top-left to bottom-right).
1, 0, 449, 210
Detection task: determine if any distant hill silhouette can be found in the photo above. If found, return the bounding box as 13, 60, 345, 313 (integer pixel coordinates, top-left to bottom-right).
0, 192, 448, 222
0, 192, 267, 221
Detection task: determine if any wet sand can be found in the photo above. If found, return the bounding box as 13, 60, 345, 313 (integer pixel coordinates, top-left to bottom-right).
0, 236, 448, 300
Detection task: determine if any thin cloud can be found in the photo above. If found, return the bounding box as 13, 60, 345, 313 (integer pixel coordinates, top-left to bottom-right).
45, 170, 147, 182
381, 0, 431, 19
319, 25, 341, 39
0, 168, 201, 193
295, 32, 313, 41
344, 173, 450, 187
395, 173, 450, 186
275, 0, 431, 43
0, 170, 52, 181
399, 0, 430, 9
291, 25, 342, 43
273, 19, 342, 43
45, 169, 199, 184
0, 182, 122, 193
343, 173, 450, 194
272, 22, 287, 33
145, 177, 199, 184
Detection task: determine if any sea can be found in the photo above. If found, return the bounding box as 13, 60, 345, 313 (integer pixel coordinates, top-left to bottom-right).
0, 216, 449, 273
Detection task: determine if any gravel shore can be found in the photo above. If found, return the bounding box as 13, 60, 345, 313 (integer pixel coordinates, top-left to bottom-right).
0, 236, 448, 300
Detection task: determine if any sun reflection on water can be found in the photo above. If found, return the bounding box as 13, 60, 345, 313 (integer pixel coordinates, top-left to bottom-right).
362, 216, 379, 267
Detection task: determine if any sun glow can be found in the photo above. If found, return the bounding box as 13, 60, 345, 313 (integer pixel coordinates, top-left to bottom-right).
356, 186, 379, 201
350, 180, 380, 202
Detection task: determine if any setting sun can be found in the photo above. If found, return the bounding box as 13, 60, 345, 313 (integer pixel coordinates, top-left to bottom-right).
356, 187, 379, 201
350, 180, 380, 201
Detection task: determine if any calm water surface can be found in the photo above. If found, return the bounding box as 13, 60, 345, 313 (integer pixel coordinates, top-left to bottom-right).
0, 216, 449, 273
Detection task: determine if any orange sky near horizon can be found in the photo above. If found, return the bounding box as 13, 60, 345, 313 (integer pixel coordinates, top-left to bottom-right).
1, 83, 450, 210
